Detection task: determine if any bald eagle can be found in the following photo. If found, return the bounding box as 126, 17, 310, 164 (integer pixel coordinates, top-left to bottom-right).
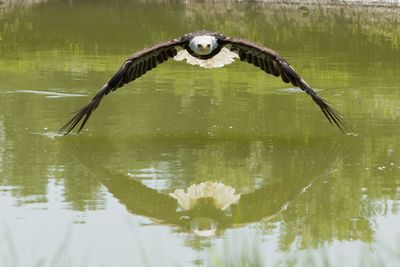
60, 30, 345, 135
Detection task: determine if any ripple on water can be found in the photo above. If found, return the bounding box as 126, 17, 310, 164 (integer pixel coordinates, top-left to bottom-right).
13, 90, 87, 98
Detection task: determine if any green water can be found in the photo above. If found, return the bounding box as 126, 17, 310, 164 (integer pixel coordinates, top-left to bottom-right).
1, 1, 400, 266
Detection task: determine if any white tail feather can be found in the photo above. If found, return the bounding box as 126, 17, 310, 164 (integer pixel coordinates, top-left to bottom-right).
174, 48, 238, 69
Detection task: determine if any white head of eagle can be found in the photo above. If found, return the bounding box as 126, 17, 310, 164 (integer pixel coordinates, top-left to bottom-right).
188, 35, 218, 55
175, 34, 238, 69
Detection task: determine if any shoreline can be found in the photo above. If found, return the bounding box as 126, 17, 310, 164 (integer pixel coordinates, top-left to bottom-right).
0, 0, 400, 9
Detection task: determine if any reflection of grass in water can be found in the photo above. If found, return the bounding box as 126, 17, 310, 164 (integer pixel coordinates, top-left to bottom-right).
0, 223, 84, 267
1, 224, 18, 267
206, 236, 400, 267
2, 221, 400, 266
206, 238, 264, 267
1, 217, 154, 267
1, 223, 145, 267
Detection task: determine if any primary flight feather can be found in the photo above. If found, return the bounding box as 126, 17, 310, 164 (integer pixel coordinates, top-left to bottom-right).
60, 30, 345, 135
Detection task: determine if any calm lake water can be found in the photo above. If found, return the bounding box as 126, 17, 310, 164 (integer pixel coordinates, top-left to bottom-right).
1, 1, 400, 266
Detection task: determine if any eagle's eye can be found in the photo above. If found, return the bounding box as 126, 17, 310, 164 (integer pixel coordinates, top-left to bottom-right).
197, 44, 202, 48
206, 44, 211, 48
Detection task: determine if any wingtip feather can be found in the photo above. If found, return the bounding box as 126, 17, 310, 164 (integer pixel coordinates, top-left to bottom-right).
311, 94, 347, 133
59, 96, 102, 136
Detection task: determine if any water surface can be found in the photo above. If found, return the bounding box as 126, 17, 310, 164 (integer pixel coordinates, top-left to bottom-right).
1, 1, 400, 266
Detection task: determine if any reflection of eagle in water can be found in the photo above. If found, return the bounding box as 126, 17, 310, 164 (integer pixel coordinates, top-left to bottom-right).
63, 139, 336, 237
60, 30, 345, 135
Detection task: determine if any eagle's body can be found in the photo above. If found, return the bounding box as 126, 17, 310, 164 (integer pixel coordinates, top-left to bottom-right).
60, 31, 345, 135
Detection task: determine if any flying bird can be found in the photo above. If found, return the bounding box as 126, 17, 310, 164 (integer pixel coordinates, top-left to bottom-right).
60, 30, 345, 135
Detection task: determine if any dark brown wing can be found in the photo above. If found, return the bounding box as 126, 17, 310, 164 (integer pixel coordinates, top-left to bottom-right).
223, 37, 346, 132
59, 38, 186, 135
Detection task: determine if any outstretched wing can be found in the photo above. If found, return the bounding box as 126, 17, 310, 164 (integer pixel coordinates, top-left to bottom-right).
60, 38, 186, 135
223, 37, 346, 132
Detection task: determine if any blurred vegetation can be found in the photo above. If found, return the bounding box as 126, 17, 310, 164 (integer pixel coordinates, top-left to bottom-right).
206, 235, 400, 267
